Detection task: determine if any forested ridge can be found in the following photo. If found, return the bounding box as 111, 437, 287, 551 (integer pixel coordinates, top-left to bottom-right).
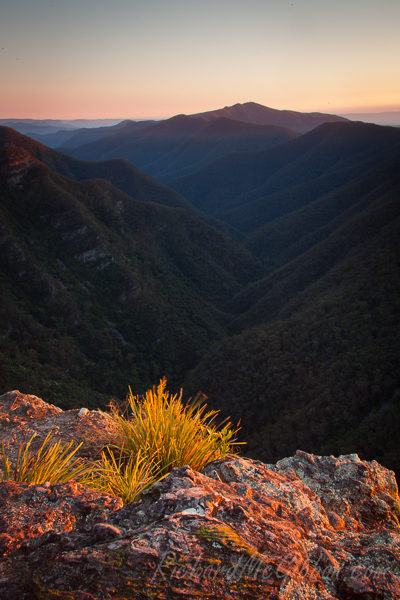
0, 127, 259, 406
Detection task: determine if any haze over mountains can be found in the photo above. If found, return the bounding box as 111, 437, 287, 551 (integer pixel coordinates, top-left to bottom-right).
0, 118, 123, 137
1, 101, 400, 475
341, 111, 400, 127
27, 120, 158, 154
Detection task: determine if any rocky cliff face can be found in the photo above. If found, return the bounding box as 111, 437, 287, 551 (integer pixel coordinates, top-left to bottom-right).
1, 391, 399, 599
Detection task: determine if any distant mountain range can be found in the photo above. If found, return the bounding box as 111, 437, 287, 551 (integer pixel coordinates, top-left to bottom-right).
0, 118, 123, 137
1, 104, 400, 476
1, 102, 347, 183
60, 115, 300, 182
57, 102, 348, 181
341, 111, 400, 127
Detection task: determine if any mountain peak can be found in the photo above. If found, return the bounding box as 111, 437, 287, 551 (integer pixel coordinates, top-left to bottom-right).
192, 101, 348, 133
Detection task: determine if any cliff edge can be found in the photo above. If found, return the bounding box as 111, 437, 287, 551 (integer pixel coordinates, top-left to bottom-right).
1, 391, 399, 599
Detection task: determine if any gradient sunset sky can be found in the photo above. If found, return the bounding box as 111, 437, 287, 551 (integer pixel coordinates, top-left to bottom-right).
1, 0, 399, 119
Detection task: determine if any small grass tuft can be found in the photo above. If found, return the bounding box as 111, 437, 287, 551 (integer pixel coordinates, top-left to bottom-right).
0, 431, 93, 485
84, 446, 161, 505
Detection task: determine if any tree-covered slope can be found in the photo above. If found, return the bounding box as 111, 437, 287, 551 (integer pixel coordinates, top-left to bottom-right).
171, 121, 400, 232
0, 127, 189, 209
65, 115, 298, 182
185, 177, 400, 473
0, 131, 259, 407
232, 153, 400, 317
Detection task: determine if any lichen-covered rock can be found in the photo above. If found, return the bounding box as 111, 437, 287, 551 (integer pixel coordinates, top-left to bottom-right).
0, 480, 122, 599
1, 392, 400, 599
0, 454, 398, 599
0, 480, 122, 556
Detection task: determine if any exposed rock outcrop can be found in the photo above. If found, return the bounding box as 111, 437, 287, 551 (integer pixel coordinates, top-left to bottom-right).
0, 145, 38, 188
1, 391, 399, 599
0, 390, 117, 462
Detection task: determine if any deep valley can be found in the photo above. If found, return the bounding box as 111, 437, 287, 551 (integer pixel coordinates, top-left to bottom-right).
1, 102, 400, 474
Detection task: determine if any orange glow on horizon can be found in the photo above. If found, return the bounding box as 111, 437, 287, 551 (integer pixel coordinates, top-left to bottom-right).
1, 97, 400, 122
0, 1, 398, 121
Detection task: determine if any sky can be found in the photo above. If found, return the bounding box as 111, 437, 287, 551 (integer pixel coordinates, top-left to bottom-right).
1, 0, 399, 119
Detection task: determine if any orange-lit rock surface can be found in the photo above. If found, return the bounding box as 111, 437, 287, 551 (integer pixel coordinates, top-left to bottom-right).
1, 391, 399, 599
0, 390, 117, 462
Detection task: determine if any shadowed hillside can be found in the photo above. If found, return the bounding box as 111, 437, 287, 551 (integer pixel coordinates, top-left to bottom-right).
185, 146, 400, 473
0, 127, 259, 406
171, 121, 400, 232
62, 114, 299, 182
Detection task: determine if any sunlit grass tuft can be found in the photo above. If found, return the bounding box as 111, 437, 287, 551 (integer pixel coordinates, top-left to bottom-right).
103, 377, 242, 480
0, 431, 93, 485
84, 446, 161, 505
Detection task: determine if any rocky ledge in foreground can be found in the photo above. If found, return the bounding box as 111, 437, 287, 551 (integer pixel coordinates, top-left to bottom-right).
0, 392, 400, 599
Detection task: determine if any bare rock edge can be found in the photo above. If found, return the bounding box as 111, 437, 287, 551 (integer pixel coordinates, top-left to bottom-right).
1, 390, 400, 599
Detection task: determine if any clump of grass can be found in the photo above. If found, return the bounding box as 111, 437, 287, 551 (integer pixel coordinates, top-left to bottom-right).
103, 377, 242, 479
1, 379, 242, 505
0, 431, 93, 485
84, 447, 160, 505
